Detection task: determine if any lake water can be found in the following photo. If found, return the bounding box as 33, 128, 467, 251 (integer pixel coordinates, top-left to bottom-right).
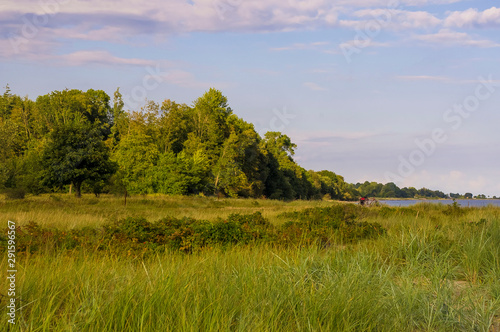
380, 199, 500, 208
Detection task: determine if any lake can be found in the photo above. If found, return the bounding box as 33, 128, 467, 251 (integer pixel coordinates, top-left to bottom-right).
380, 199, 500, 208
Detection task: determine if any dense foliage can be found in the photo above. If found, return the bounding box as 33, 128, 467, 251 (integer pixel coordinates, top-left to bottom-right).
352, 181, 491, 199
353, 181, 448, 199
1, 206, 386, 255
0, 86, 356, 200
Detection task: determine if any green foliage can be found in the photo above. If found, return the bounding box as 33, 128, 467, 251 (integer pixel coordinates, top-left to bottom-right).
4, 187, 26, 199
214, 131, 252, 197
102, 212, 276, 253
7, 86, 477, 201
42, 121, 115, 197
158, 99, 191, 153
1, 221, 99, 253
354, 181, 450, 199
2, 206, 387, 255
443, 199, 466, 217
154, 150, 210, 195
112, 131, 158, 194
279, 205, 386, 245
192, 88, 232, 153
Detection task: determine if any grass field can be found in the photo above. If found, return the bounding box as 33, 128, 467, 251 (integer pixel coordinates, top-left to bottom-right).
0, 194, 342, 229
1, 194, 499, 331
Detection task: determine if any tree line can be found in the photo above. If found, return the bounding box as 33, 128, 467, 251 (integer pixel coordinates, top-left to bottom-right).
0, 87, 356, 200
353, 182, 493, 199
1, 86, 489, 200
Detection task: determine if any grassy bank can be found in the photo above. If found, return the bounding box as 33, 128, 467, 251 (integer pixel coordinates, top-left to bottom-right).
0, 194, 342, 229
1, 195, 499, 331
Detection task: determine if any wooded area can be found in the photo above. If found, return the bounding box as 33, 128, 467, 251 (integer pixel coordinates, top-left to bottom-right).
0, 86, 479, 200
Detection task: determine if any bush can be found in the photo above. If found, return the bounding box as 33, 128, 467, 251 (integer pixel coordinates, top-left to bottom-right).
0, 221, 98, 253
4, 188, 26, 199
1, 208, 386, 256
279, 205, 386, 245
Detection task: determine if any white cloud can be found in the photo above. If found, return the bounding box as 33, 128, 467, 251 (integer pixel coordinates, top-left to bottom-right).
340, 9, 441, 31
1, 0, 497, 63
1, 0, 342, 33
0, 35, 55, 58
60, 50, 157, 66
50, 26, 131, 43
270, 41, 329, 51
320, 0, 463, 6
338, 39, 391, 50
0, 0, 459, 41
0, 0, 345, 61
445, 7, 500, 28
413, 29, 500, 47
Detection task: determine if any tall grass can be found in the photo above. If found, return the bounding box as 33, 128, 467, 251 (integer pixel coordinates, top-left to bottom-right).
0, 194, 338, 229
1, 196, 499, 331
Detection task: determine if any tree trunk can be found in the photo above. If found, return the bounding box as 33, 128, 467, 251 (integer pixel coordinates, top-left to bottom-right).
74, 181, 82, 198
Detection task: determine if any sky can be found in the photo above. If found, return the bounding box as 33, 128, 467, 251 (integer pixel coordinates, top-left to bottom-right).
1, 0, 500, 196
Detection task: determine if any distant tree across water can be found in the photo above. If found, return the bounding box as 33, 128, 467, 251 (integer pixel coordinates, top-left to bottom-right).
351, 181, 489, 199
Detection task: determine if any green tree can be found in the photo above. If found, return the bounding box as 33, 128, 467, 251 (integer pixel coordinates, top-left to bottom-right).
158, 99, 192, 154
213, 131, 252, 197
380, 182, 401, 198
154, 150, 210, 195
191, 88, 232, 158
110, 88, 128, 147
42, 121, 115, 197
113, 131, 159, 195
317, 170, 351, 200
261, 132, 299, 200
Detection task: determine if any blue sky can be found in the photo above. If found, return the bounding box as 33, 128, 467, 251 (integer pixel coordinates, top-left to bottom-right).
1, 0, 500, 196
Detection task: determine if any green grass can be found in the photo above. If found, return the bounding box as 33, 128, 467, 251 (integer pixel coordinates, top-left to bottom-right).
0, 194, 341, 229
1, 195, 499, 331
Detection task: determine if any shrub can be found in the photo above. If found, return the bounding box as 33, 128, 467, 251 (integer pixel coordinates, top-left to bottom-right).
279, 205, 386, 245
104, 217, 156, 243
1, 208, 386, 256
0, 221, 98, 253
4, 188, 26, 199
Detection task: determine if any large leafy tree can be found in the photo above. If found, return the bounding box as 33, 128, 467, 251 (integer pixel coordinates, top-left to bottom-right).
39, 89, 115, 197
191, 88, 232, 157
109, 88, 128, 147
317, 170, 351, 200
158, 99, 192, 154
213, 131, 252, 197
261, 131, 313, 199
42, 121, 115, 197
213, 115, 267, 197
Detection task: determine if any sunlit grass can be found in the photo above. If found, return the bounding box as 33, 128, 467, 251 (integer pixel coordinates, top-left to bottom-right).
0, 194, 339, 229
0, 195, 499, 331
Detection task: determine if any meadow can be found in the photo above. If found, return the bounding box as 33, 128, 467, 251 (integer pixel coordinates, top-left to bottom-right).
1, 194, 499, 331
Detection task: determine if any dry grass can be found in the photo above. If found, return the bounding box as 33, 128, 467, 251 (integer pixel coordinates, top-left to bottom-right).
0, 193, 343, 229
1, 195, 499, 331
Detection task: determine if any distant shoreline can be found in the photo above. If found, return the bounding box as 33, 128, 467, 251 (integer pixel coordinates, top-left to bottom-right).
377, 198, 500, 201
